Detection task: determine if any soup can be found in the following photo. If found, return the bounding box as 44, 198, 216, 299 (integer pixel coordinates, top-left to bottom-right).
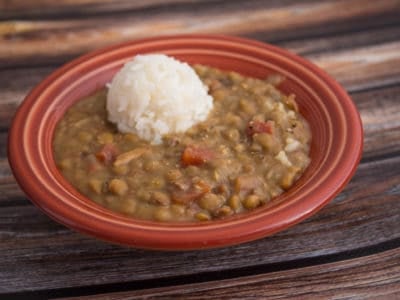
53, 65, 311, 222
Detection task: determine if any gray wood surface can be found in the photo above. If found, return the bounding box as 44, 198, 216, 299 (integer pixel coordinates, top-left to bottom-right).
61, 248, 400, 299
1, 0, 399, 298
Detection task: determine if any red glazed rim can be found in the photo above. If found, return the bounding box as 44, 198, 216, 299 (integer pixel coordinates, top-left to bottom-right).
8, 34, 363, 250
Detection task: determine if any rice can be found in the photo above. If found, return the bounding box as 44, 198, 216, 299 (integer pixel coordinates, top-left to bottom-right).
107, 54, 214, 144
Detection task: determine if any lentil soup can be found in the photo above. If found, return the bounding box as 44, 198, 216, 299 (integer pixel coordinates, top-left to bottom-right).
53, 65, 311, 222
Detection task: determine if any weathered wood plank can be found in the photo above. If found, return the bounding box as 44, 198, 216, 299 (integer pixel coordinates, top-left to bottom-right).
279, 25, 400, 56
0, 0, 305, 18
309, 41, 400, 92
0, 0, 203, 12
353, 85, 400, 161
1, 0, 399, 68
61, 248, 400, 299
0, 160, 26, 206
0, 67, 54, 131
0, 154, 399, 293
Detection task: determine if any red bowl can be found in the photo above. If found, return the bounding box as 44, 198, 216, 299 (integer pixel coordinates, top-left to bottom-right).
8, 35, 363, 250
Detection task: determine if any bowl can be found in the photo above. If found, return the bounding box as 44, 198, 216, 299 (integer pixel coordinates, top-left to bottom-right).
8, 34, 363, 250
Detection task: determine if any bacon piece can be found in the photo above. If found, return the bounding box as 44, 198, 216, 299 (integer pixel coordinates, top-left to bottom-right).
181, 145, 214, 166
234, 175, 261, 193
95, 143, 118, 164
171, 179, 211, 205
285, 94, 299, 112
171, 190, 205, 205
113, 147, 148, 167
246, 120, 274, 137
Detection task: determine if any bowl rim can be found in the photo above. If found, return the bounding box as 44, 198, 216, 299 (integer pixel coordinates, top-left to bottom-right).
8, 34, 363, 250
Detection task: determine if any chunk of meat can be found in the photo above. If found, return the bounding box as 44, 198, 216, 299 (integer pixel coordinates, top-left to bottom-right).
150, 191, 171, 206
172, 177, 190, 191
113, 147, 148, 167
96, 143, 118, 164
171, 190, 205, 205
246, 120, 274, 137
285, 94, 299, 112
85, 154, 103, 173
171, 179, 211, 204
181, 146, 214, 166
234, 175, 261, 193
192, 178, 212, 193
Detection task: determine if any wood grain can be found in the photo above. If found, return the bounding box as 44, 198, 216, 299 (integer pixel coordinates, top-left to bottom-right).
280, 25, 400, 56
1, 0, 400, 297
0, 0, 205, 12
309, 41, 400, 92
355, 85, 400, 160
1, 0, 302, 17
1, 0, 400, 68
61, 248, 400, 299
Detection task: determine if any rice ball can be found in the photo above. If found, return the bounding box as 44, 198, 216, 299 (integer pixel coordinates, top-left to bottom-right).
107, 54, 214, 144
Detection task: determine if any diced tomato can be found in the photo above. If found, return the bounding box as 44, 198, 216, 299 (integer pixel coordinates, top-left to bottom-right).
181, 146, 214, 166
95, 143, 118, 164
246, 120, 274, 137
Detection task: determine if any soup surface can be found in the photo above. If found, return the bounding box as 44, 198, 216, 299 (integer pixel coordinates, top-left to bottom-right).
53, 65, 311, 222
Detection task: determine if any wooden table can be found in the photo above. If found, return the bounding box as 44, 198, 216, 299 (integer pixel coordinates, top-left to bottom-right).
1, 0, 400, 298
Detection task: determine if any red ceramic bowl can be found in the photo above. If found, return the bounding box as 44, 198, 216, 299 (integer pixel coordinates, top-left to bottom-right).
8, 35, 363, 250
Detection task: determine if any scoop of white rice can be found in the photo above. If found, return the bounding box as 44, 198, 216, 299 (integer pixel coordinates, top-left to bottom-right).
107, 54, 213, 144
